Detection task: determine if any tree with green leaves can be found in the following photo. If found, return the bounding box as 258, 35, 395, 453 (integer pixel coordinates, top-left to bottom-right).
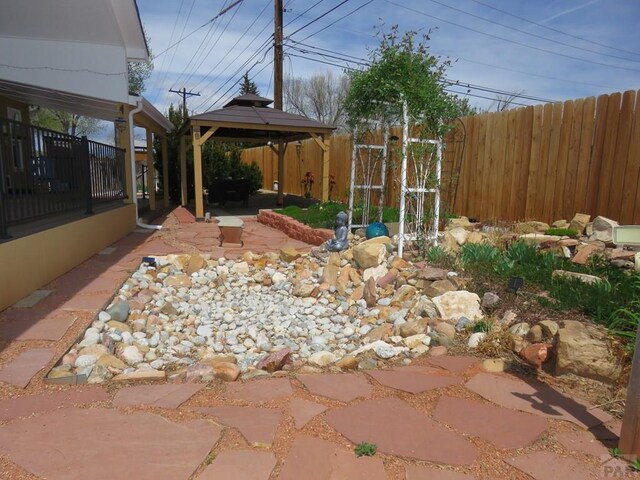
30, 107, 102, 137
239, 72, 259, 95
128, 29, 154, 96
344, 26, 470, 138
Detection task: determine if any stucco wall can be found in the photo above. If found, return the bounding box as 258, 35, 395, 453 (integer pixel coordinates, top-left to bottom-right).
0, 204, 136, 311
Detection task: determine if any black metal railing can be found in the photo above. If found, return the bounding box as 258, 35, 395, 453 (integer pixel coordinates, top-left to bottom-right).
0, 118, 127, 238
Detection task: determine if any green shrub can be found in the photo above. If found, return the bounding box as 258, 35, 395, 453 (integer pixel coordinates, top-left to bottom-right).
459, 243, 501, 267
544, 228, 579, 236
354, 442, 377, 457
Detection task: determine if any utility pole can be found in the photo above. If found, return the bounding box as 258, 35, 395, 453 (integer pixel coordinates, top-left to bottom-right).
169, 88, 200, 118
274, 0, 285, 205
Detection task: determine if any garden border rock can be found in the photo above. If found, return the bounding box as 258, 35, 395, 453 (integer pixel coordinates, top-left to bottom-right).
257, 209, 333, 246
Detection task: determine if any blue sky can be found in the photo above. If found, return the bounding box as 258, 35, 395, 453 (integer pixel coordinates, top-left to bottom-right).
136, 0, 640, 115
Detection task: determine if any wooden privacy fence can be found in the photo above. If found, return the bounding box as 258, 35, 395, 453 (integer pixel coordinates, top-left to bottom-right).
241, 89, 640, 224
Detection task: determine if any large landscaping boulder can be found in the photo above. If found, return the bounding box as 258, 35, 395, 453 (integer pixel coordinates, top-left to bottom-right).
590, 216, 618, 243
352, 238, 388, 269
555, 320, 622, 383
432, 291, 483, 321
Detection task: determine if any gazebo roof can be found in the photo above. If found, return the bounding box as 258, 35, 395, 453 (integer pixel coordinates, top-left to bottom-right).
182, 94, 335, 143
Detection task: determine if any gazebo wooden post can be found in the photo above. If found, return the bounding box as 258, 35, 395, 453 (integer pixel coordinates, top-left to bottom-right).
311, 133, 331, 202
180, 134, 187, 207
192, 125, 205, 219
161, 135, 169, 207
277, 138, 285, 206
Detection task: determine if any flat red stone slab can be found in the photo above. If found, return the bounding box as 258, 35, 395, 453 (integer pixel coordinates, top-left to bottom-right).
112, 383, 205, 409
433, 396, 547, 449
0, 310, 76, 341
465, 373, 612, 428
199, 450, 276, 480
298, 373, 372, 402
59, 292, 111, 311
290, 398, 328, 429
405, 465, 475, 480
325, 397, 478, 465
278, 434, 386, 480
556, 430, 610, 457
0, 387, 109, 421
193, 406, 281, 447
505, 451, 596, 480
367, 370, 460, 394
428, 356, 480, 373
0, 407, 221, 480
0, 348, 55, 388
224, 377, 293, 402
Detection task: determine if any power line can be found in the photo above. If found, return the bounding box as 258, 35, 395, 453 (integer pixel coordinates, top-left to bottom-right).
284, 0, 326, 28
286, 0, 351, 38
423, 0, 640, 64
296, 0, 373, 43
383, 0, 640, 74
169, 87, 201, 118
469, 0, 640, 58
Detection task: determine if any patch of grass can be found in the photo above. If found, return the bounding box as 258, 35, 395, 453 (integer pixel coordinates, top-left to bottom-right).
354, 442, 377, 457
275, 202, 399, 229
610, 447, 621, 458
473, 319, 493, 333
459, 243, 502, 266
544, 227, 578, 237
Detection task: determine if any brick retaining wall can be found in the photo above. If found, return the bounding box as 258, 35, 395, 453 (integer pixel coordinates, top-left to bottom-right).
257, 209, 333, 246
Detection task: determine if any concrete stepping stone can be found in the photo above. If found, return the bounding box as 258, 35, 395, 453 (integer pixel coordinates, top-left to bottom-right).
14, 290, 52, 308
367, 369, 460, 394
193, 406, 281, 447
0, 407, 222, 480
278, 434, 386, 480
290, 398, 328, 429
298, 373, 372, 402
0, 310, 76, 341
505, 451, 596, 480
113, 383, 205, 409
428, 355, 480, 373
433, 396, 547, 449
0, 348, 54, 388
224, 377, 292, 402
197, 450, 276, 480
0, 387, 108, 421
325, 397, 478, 465
556, 430, 610, 457
465, 373, 612, 428
405, 465, 475, 480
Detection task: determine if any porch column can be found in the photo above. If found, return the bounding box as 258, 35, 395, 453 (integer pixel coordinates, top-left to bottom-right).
146, 128, 156, 211
192, 126, 204, 218
162, 135, 169, 208
180, 134, 187, 206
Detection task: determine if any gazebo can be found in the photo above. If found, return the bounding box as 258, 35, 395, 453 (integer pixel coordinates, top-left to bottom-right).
179, 94, 336, 219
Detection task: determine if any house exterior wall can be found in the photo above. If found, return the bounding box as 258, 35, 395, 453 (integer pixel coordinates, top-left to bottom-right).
0, 204, 136, 311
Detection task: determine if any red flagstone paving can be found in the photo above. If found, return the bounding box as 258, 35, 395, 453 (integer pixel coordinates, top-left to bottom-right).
433, 396, 548, 449
466, 372, 613, 428
298, 373, 372, 402
0, 408, 222, 480
112, 383, 205, 409
367, 369, 461, 394
427, 355, 480, 373
193, 406, 282, 446
197, 450, 277, 480
0, 309, 76, 340
404, 465, 476, 480
0, 348, 55, 388
278, 435, 386, 480
0, 387, 109, 421
505, 451, 598, 480
289, 398, 328, 429
224, 377, 293, 403
325, 397, 478, 465
556, 430, 611, 457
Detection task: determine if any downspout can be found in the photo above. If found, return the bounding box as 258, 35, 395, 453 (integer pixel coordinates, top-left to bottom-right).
128, 99, 162, 230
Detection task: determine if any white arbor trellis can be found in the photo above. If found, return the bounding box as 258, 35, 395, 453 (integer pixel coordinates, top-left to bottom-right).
397, 100, 443, 258
347, 124, 389, 230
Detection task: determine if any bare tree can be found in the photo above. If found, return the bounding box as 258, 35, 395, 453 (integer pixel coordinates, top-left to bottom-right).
284, 70, 349, 131
30, 107, 102, 137
490, 89, 526, 112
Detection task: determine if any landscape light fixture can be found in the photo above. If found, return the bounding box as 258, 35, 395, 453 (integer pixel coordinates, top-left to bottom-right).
507, 276, 524, 294
296, 140, 302, 160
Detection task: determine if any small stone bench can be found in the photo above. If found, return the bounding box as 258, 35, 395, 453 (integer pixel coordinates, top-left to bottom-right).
216, 216, 244, 246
